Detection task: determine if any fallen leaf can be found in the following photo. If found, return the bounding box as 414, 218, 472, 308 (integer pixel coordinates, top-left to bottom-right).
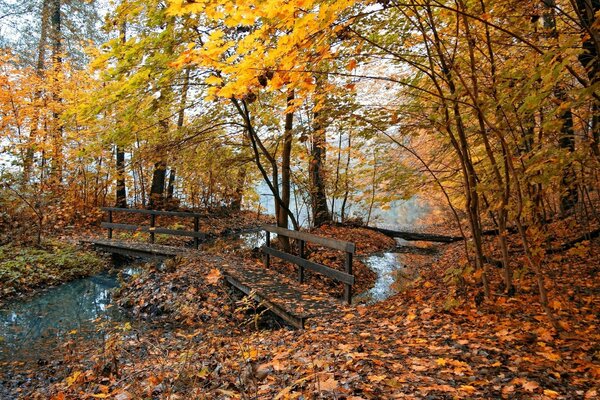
206, 268, 222, 284
522, 380, 540, 392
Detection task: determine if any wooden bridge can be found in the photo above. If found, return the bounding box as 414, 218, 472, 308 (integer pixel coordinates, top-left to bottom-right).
83, 207, 356, 328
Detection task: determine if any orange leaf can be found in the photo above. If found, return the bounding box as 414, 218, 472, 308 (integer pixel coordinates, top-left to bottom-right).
206, 268, 222, 284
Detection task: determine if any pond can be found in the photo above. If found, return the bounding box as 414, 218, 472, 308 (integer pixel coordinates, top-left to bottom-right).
0, 265, 141, 397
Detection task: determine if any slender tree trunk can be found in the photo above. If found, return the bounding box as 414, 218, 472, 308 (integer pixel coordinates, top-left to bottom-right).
331, 130, 344, 221
542, 0, 578, 213
23, 0, 50, 185
278, 91, 294, 251
115, 23, 127, 208
573, 0, 600, 158
310, 86, 331, 227
423, 4, 489, 298
115, 147, 127, 207
166, 168, 176, 200
49, 0, 63, 187
366, 152, 377, 226
166, 68, 190, 207
340, 132, 352, 222
231, 98, 299, 229
231, 166, 246, 211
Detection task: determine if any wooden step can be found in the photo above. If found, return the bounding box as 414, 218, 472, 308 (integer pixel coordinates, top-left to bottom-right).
220, 259, 346, 329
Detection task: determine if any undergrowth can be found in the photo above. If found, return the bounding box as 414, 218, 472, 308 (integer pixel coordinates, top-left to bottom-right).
0, 240, 106, 301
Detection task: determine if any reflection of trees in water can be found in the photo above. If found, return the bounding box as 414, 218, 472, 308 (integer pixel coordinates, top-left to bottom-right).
0, 273, 127, 362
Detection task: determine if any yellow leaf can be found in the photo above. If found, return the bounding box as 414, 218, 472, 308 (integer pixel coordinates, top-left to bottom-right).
205, 75, 223, 86
538, 352, 561, 361
65, 370, 82, 387
459, 385, 476, 393
367, 374, 386, 382
242, 347, 258, 360
543, 389, 560, 398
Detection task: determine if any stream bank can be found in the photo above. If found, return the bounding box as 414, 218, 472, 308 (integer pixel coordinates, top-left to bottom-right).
0, 226, 440, 398
0, 241, 107, 305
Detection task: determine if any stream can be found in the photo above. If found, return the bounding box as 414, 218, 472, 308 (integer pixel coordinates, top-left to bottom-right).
0, 231, 426, 396
0, 265, 141, 397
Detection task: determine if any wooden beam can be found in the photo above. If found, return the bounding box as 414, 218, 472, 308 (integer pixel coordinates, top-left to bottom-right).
262, 225, 355, 253
101, 207, 204, 218
100, 222, 205, 239
262, 246, 355, 285
368, 226, 463, 243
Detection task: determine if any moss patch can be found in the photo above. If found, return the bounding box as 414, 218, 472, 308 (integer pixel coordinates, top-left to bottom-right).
0, 241, 106, 302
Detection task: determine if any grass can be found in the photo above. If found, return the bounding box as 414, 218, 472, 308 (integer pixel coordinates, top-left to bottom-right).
0, 240, 106, 301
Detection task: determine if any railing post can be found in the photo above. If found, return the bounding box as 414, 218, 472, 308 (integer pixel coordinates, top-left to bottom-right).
298, 239, 305, 283
150, 213, 156, 243
108, 209, 113, 239
193, 216, 200, 249
264, 230, 271, 268
344, 251, 353, 304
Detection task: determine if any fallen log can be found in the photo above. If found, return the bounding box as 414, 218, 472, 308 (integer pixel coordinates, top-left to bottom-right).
547, 228, 600, 254
368, 227, 463, 243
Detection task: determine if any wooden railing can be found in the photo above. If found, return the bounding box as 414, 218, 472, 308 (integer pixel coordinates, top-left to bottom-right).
261, 225, 356, 304
101, 207, 206, 248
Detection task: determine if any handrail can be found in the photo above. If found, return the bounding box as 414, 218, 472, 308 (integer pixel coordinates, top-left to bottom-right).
101, 207, 204, 248
263, 225, 355, 253
101, 207, 204, 218
261, 225, 355, 304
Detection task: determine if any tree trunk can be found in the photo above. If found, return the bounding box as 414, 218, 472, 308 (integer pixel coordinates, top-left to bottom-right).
165, 67, 190, 207
543, 0, 578, 213
574, 0, 600, 158
166, 168, 176, 200
115, 146, 127, 207
23, 0, 50, 185
115, 23, 127, 208
278, 91, 294, 251
340, 132, 352, 222
49, 0, 63, 187
310, 93, 331, 227
149, 160, 167, 209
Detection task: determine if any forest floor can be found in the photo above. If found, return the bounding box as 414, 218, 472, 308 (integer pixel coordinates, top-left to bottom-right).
0, 210, 272, 305
0, 241, 107, 306
21, 218, 598, 400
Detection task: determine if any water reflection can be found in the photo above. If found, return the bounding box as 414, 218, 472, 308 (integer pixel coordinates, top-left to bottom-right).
357, 253, 405, 303
201, 231, 276, 252
0, 271, 130, 363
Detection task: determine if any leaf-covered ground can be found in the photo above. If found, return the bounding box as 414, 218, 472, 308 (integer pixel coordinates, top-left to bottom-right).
35, 225, 599, 400
0, 241, 106, 304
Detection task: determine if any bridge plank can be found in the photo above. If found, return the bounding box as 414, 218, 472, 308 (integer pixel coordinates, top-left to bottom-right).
219, 259, 345, 328
82, 238, 192, 257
